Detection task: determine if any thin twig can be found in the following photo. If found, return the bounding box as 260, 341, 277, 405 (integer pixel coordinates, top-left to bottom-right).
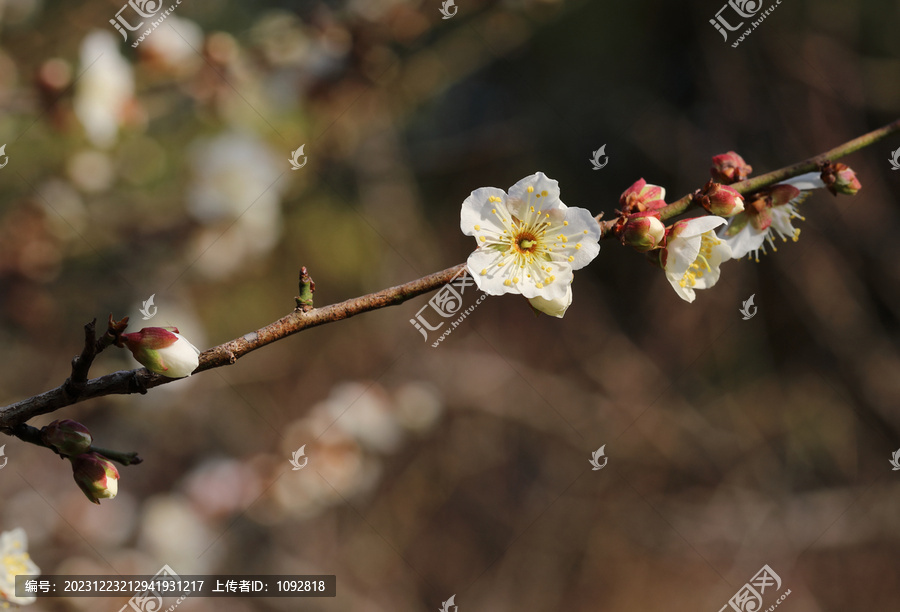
598, 117, 900, 236
0, 264, 466, 429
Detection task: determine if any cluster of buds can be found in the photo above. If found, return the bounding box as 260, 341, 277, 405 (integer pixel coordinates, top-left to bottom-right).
39, 419, 119, 504
615, 179, 667, 252
610, 149, 861, 302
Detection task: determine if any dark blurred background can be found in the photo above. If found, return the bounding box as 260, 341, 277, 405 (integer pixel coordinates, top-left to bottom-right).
2, 0, 900, 610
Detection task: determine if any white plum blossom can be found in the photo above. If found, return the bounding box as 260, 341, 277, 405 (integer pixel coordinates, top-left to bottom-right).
720, 172, 824, 261
460, 172, 601, 310
662, 216, 732, 303
0, 528, 40, 606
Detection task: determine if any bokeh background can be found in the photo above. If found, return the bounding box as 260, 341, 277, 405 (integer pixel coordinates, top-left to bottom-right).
2, 0, 900, 610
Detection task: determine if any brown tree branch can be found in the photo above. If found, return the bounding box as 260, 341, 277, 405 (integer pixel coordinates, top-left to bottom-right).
0, 263, 467, 430
9, 423, 143, 466
597, 117, 900, 236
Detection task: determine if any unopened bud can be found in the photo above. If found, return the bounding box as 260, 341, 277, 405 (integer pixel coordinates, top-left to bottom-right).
70, 453, 119, 504
821, 162, 861, 196
620, 214, 666, 252
711, 151, 752, 184
619, 178, 667, 213
41, 419, 92, 456
696, 181, 745, 217
119, 327, 201, 378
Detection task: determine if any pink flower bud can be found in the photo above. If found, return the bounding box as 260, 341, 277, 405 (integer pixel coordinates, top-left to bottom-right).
70, 453, 119, 504
619, 178, 666, 213
696, 181, 745, 217
821, 162, 861, 196
41, 419, 93, 456
120, 327, 201, 378
710, 151, 752, 184
619, 214, 666, 252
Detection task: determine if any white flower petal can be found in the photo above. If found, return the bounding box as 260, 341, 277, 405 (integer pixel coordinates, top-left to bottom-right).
674, 215, 728, 238
560, 207, 602, 270
467, 248, 511, 295
769, 206, 798, 236
460, 187, 508, 236
691, 240, 731, 289
157, 334, 201, 378
779, 171, 825, 190
528, 285, 573, 318
665, 271, 696, 303
508, 172, 562, 210
664, 234, 701, 278
721, 223, 766, 259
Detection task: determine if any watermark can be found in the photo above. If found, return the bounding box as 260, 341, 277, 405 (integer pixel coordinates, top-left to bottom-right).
709, 0, 782, 47
0, 144, 8, 169
410, 269, 487, 347
289, 445, 308, 470
110, 0, 184, 49
119, 565, 188, 612
890, 448, 900, 471
739, 294, 757, 320
439, 0, 458, 19
889, 146, 900, 170
589, 144, 609, 170
289, 145, 308, 170
718, 565, 791, 612
439, 594, 458, 612
589, 445, 607, 470
18, 574, 335, 597
139, 294, 158, 320
0, 444, 7, 469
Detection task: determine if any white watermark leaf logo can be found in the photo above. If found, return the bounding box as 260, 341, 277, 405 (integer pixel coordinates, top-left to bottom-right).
289, 145, 308, 170
439, 594, 457, 612
289, 445, 308, 470
119, 564, 185, 612
139, 294, 158, 320
589, 444, 607, 470
719, 564, 788, 612
888, 146, 900, 170
0, 444, 7, 469
890, 448, 900, 471
439, 0, 458, 19
0, 144, 8, 169
739, 294, 757, 320
410, 269, 486, 346
589, 144, 609, 170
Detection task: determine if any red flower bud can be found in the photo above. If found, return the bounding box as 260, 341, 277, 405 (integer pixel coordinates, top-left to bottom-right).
619, 179, 667, 213
619, 214, 666, 252
821, 162, 861, 196
696, 181, 745, 217
41, 419, 93, 456
710, 151, 753, 184
71, 453, 119, 504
